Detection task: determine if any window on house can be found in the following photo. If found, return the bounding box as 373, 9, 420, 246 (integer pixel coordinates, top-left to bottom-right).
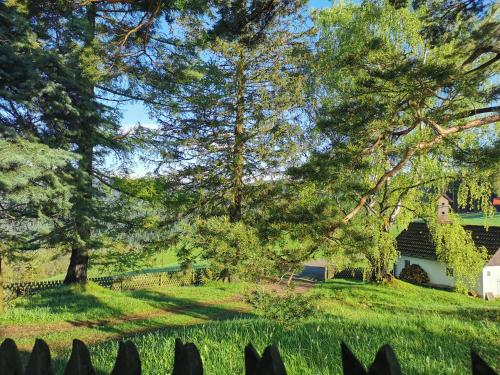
486, 271, 491, 277
404, 260, 410, 268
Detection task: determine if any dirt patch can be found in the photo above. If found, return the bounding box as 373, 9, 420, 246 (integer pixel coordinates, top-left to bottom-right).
257, 277, 316, 295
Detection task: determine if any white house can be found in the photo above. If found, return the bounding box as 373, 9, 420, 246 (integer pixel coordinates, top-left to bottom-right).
394, 196, 500, 298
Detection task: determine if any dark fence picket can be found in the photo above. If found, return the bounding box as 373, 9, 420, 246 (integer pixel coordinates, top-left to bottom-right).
110, 341, 141, 375
341, 342, 367, 375
24, 339, 52, 375
63, 339, 95, 375
0, 338, 497, 375
0, 338, 23, 375
366, 344, 402, 375
172, 338, 203, 375
245, 344, 287, 375
471, 350, 498, 375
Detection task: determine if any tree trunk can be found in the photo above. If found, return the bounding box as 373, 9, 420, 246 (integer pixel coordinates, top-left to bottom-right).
229, 49, 246, 223
64, 245, 89, 284
64, 5, 96, 285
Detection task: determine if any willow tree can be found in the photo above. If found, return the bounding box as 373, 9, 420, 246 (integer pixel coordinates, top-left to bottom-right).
302, 0, 499, 281
144, 0, 311, 223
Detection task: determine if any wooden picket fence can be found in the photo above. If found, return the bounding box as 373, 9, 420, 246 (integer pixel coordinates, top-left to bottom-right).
2, 267, 207, 303
0, 337, 497, 375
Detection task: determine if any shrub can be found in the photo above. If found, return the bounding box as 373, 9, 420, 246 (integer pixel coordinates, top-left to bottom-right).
399, 264, 430, 284
176, 217, 273, 281
245, 288, 318, 324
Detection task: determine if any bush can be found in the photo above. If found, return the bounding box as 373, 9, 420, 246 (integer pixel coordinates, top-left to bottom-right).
399, 264, 430, 284
245, 288, 318, 324
176, 217, 273, 281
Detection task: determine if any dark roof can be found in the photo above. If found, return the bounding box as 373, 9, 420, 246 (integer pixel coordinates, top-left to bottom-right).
440, 194, 453, 203
396, 222, 500, 260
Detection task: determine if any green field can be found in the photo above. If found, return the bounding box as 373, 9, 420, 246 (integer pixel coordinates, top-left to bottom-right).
459, 212, 500, 226
1, 279, 498, 374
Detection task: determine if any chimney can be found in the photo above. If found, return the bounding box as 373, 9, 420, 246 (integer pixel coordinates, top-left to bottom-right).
437, 194, 452, 224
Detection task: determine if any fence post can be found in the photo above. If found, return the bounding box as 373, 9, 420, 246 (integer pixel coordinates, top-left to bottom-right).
160, 273, 163, 288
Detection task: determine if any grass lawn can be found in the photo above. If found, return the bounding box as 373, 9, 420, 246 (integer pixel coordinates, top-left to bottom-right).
459, 212, 500, 226
1, 280, 499, 374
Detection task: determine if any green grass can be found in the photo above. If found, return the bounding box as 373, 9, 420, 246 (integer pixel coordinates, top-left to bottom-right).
0, 281, 249, 352
459, 212, 500, 226
2, 280, 499, 374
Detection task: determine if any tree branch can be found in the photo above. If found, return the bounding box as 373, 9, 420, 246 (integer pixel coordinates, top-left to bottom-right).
462, 46, 499, 66
327, 114, 500, 236
457, 106, 500, 119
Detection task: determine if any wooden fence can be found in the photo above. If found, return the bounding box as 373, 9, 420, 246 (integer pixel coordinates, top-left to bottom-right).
0, 337, 496, 375
2, 267, 207, 303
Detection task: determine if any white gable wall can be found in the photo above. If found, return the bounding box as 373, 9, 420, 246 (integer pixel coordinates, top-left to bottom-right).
395, 255, 485, 296
395, 256, 455, 287
483, 266, 500, 297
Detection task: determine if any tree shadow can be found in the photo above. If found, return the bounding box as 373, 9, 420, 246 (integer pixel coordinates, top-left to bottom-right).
3, 285, 255, 374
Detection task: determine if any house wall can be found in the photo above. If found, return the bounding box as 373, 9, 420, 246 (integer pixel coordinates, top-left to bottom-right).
483, 266, 500, 297
395, 256, 485, 296
395, 256, 455, 287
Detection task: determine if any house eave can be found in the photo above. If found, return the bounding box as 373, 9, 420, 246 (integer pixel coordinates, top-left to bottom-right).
399, 251, 438, 261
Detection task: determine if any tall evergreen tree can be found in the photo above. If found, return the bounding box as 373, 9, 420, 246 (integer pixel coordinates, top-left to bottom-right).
144, 0, 311, 224
1, 1, 136, 284
0, 3, 76, 309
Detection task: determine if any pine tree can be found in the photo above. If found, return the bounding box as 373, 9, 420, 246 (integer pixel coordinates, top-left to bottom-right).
1, 1, 134, 284
143, 0, 311, 223
0, 3, 76, 310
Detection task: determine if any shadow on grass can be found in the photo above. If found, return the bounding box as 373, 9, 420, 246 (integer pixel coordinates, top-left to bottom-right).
12, 284, 127, 319
5, 286, 254, 373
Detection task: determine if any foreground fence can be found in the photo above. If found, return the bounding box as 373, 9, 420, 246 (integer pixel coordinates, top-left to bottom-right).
2, 267, 207, 303
0, 337, 497, 375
